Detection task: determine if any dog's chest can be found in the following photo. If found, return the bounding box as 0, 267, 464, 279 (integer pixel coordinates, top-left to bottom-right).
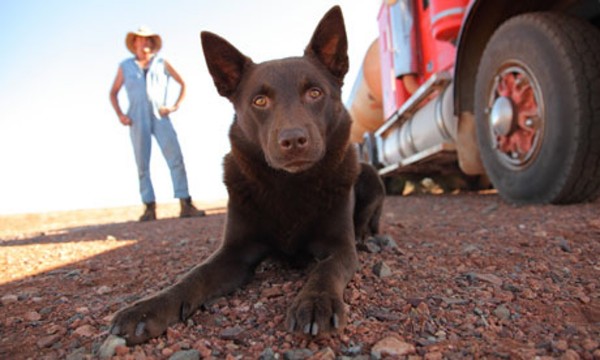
249, 179, 342, 254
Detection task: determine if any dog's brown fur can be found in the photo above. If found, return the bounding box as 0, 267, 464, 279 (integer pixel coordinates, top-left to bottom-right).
110, 6, 385, 345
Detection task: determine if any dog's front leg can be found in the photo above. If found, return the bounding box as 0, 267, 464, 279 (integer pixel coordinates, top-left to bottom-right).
110, 235, 268, 345
286, 220, 358, 336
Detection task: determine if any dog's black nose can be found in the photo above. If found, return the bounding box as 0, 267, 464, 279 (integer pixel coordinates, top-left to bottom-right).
278, 128, 309, 151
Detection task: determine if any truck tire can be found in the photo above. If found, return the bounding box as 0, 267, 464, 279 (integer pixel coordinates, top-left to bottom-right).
474, 12, 600, 204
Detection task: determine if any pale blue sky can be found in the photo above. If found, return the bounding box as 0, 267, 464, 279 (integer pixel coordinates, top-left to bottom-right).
0, 1, 380, 215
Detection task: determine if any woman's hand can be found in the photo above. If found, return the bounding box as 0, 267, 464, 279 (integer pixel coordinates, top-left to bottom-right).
159, 106, 178, 117
119, 114, 132, 126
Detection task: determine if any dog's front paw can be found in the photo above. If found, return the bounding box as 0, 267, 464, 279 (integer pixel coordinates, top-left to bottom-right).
286, 292, 346, 336
109, 295, 177, 345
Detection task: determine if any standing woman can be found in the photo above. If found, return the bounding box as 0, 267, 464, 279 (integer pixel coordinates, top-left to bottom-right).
110, 26, 205, 221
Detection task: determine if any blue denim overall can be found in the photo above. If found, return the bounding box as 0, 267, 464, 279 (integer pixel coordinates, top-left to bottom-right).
120, 56, 190, 203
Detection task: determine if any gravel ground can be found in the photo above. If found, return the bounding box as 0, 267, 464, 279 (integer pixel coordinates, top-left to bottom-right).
1, 193, 599, 359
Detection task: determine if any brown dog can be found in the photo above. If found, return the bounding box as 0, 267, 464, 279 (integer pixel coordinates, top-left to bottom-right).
110, 6, 385, 345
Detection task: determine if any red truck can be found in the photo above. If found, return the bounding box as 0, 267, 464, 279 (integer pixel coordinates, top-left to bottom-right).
348, 0, 600, 204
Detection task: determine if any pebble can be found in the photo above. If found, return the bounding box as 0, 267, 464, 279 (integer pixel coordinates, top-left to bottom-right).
561, 349, 581, 360
261, 286, 284, 298
362, 241, 381, 253
97, 335, 126, 359
372, 261, 392, 278
219, 325, 245, 340
371, 336, 415, 359
73, 324, 96, 337
284, 348, 313, 360
65, 348, 87, 360
467, 272, 503, 286
96, 285, 111, 295
307, 347, 335, 360
169, 350, 201, 360
493, 304, 511, 320
557, 236, 572, 252
582, 338, 598, 351
46, 324, 66, 335
24, 311, 42, 321
1, 294, 18, 305
36, 334, 62, 348
553, 340, 569, 352
259, 347, 277, 360
424, 352, 443, 360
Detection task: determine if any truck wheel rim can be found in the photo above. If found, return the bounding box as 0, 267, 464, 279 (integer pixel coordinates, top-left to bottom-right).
487, 62, 544, 170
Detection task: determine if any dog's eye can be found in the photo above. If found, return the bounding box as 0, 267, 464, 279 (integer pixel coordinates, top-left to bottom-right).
307, 88, 323, 99
252, 95, 269, 108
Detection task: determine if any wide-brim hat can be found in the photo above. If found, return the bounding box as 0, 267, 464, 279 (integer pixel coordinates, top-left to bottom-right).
125, 26, 162, 54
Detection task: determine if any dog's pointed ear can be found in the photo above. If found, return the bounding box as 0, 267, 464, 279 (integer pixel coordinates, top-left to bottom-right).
201, 31, 253, 98
304, 6, 349, 82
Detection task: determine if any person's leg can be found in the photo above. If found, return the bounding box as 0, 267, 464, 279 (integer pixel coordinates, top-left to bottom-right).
154, 118, 205, 217
153, 117, 189, 199
130, 117, 156, 221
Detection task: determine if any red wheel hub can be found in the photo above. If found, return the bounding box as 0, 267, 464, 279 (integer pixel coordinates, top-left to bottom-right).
490, 67, 542, 165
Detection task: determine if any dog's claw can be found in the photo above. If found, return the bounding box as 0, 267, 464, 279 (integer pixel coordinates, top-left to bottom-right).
332, 313, 340, 329
134, 322, 146, 337
110, 324, 121, 336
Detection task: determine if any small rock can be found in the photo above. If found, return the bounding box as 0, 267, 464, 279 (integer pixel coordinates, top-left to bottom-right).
65, 348, 87, 360
219, 325, 244, 340
169, 350, 201, 360
307, 347, 335, 360
462, 244, 479, 254
373, 235, 398, 248
1, 294, 18, 305
261, 286, 284, 298
373, 261, 392, 278
24, 311, 42, 321
493, 305, 511, 320
553, 340, 569, 352
40, 306, 53, 315
341, 343, 363, 356
284, 348, 313, 360
75, 307, 90, 314
96, 286, 111, 295
46, 324, 66, 335
482, 203, 498, 214
561, 349, 581, 360
259, 347, 277, 360
37, 334, 61, 348
582, 338, 598, 351
74, 324, 96, 337
97, 335, 126, 359
557, 236, 572, 252
467, 272, 503, 286
115, 345, 129, 356
371, 336, 415, 359
64, 269, 82, 279
424, 351, 443, 360
258, 348, 277, 360
361, 241, 381, 253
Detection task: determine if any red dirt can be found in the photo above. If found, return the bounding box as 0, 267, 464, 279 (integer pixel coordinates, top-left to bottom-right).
1, 194, 599, 359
